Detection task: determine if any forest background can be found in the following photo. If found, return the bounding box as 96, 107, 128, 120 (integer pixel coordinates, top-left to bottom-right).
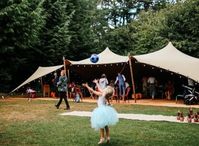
0, 0, 198, 92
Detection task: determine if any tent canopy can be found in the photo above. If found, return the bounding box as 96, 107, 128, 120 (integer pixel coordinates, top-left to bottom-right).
11, 42, 199, 93
134, 42, 199, 82
65, 47, 131, 82
66, 47, 129, 65
11, 65, 63, 93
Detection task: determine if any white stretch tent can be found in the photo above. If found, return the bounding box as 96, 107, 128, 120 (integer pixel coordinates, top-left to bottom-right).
65, 47, 136, 102
11, 42, 199, 94
67, 47, 129, 65
11, 65, 63, 93
134, 42, 199, 82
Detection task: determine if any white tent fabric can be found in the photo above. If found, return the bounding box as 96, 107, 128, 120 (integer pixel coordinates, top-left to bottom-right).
11, 65, 63, 93
134, 42, 199, 82
67, 47, 129, 65
11, 43, 199, 93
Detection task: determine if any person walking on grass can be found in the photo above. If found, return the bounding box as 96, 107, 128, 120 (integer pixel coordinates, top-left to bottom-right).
55, 70, 70, 110
82, 79, 118, 144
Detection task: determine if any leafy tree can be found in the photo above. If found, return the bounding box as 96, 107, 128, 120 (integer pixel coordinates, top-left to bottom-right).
37, 0, 72, 65
66, 0, 106, 60
0, 0, 45, 91
163, 0, 199, 56
128, 0, 199, 57
97, 0, 171, 55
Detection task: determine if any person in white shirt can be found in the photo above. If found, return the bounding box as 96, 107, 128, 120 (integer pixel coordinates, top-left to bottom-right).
99, 74, 109, 89
147, 76, 157, 99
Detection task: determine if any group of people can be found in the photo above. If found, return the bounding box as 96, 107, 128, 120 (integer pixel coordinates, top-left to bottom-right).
53, 70, 120, 144
52, 70, 197, 144
142, 76, 175, 100
97, 73, 128, 101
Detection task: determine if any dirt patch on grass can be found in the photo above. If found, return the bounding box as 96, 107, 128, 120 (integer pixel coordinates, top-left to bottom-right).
0, 98, 55, 122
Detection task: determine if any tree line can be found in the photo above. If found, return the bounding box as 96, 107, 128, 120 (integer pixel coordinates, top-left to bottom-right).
0, 0, 198, 92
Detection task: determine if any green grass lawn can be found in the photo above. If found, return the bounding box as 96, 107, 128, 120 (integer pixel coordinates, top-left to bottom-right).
0, 98, 199, 146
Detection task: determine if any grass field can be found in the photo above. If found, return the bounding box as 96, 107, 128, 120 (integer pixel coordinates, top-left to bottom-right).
0, 98, 199, 146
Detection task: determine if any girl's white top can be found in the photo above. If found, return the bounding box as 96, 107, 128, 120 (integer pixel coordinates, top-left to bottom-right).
97, 95, 106, 107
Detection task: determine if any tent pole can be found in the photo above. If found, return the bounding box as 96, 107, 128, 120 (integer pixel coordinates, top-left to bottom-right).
40, 77, 43, 97
128, 54, 136, 103
63, 56, 69, 98
67, 69, 70, 83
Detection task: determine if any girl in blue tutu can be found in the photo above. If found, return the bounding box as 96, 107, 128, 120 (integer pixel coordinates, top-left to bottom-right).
83, 79, 119, 144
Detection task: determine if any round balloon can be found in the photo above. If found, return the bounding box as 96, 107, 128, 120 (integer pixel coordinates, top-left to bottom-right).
90, 54, 99, 63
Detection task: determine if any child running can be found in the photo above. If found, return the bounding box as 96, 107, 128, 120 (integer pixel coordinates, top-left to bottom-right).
82, 79, 119, 144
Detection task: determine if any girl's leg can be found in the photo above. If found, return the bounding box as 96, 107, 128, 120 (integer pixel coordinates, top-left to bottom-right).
98, 128, 105, 144
105, 126, 110, 143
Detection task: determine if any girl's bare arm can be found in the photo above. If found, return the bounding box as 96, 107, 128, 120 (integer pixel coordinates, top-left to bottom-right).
93, 79, 103, 92
82, 83, 102, 96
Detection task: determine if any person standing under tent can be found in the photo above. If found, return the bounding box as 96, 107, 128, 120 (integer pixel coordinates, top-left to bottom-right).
55, 70, 70, 110
99, 74, 109, 89
147, 76, 157, 99
187, 78, 195, 88
114, 73, 126, 101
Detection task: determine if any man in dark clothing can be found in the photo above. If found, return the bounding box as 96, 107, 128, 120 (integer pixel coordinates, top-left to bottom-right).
55, 70, 70, 110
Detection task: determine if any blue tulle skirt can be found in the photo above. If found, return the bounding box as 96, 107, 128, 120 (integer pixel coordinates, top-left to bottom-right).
91, 105, 119, 130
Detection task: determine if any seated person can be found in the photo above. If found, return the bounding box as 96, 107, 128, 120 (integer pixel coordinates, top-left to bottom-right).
74, 85, 83, 101
165, 80, 175, 100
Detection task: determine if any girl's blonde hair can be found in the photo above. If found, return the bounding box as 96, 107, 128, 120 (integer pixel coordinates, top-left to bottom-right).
102, 86, 114, 99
